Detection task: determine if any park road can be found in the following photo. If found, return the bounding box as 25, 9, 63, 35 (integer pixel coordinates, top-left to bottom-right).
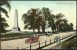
1, 31, 75, 49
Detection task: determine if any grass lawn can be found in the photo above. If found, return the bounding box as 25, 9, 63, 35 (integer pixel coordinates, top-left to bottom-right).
1, 31, 39, 41
61, 37, 76, 49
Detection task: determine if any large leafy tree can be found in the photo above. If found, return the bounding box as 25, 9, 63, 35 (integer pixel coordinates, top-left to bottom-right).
22, 8, 36, 32
22, 8, 43, 32
41, 7, 51, 33
48, 14, 56, 33
0, 17, 9, 33
57, 18, 73, 32
35, 15, 43, 32
0, 0, 11, 33
69, 23, 73, 31
59, 19, 68, 31
22, 7, 73, 33
55, 13, 64, 32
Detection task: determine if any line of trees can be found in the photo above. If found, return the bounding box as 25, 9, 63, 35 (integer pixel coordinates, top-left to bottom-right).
0, 0, 73, 33
22, 7, 73, 33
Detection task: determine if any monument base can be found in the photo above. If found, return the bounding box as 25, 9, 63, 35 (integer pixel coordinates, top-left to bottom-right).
12, 27, 20, 31
8, 27, 21, 33
9, 31, 21, 33
12, 27, 21, 33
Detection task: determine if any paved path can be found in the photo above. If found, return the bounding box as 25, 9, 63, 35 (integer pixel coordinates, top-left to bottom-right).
1, 31, 75, 49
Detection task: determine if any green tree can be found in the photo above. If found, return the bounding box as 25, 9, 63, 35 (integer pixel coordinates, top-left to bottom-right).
59, 19, 68, 32
58, 19, 73, 32
0, 0, 11, 33
35, 16, 43, 32
41, 7, 51, 33
48, 14, 56, 33
69, 23, 73, 31
22, 8, 43, 32
0, 17, 9, 33
22, 8, 36, 32
55, 13, 64, 32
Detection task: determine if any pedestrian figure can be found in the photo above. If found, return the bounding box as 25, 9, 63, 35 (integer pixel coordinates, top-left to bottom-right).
54, 36, 58, 42
33, 34, 36, 37
57, 36, 61, 46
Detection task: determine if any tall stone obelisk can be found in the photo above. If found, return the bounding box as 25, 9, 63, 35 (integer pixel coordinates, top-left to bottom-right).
12, 9, 20, 33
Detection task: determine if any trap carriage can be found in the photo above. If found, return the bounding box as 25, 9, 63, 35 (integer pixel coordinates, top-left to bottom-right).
25, 34, 39, 44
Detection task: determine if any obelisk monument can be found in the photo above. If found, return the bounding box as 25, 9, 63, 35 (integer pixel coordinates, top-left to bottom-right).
11, 9, 20, 33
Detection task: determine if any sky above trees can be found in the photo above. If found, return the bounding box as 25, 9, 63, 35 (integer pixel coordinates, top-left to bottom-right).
1, 1, 76, 31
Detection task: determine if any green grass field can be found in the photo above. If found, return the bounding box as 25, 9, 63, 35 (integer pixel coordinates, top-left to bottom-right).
1, 31, 39, 41
61, 37, 76, 49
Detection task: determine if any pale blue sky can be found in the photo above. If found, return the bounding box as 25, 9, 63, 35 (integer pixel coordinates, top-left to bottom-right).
2, 1, 76, 31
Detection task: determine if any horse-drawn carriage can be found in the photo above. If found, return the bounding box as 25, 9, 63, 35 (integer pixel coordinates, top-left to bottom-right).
45, 31, 52, 36
25, 34, 39, 44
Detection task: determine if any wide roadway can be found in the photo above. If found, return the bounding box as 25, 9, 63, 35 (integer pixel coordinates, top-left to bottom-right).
1, 31, 75, 49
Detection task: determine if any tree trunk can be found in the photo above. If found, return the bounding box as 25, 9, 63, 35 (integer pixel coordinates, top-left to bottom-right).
33, 29, 35, 32
41, 25, 45, 33
52, 30, 54, 33
56, 24, 59, 33
37, 28, 40, 33
42, 28, 45, 33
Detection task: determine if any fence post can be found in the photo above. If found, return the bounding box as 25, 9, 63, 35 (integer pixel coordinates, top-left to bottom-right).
68, 35, 69, 37
66, 35, 67, 37
39, 42, 40, 48
54, 38, 55, 42
50, 39, 51, 44
64, 36, 65, 38
65, 35, 66, 38
66, 35, 67, 38
45, 40, 46, 46
30, 44, 31, 50
17, 47, 19, 50
63, 36, 64, 39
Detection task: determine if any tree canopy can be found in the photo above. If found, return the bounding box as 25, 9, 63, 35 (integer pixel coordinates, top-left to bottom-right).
22, 7, 73, 33
0, 0, 11, 33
